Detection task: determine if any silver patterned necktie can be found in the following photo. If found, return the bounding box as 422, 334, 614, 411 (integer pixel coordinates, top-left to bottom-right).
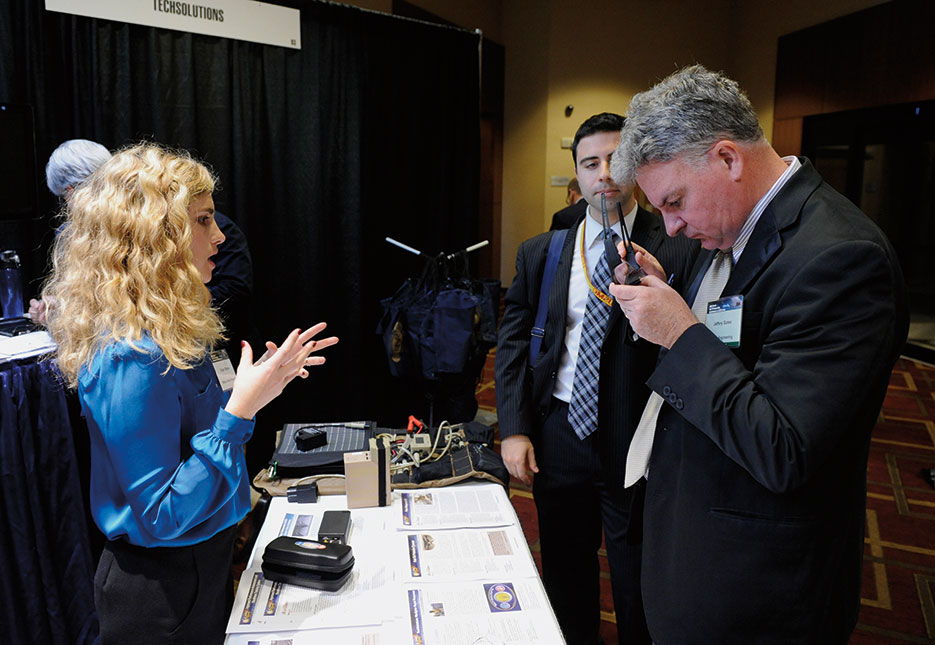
623, 250, 734, 486
567, 234, 619, 440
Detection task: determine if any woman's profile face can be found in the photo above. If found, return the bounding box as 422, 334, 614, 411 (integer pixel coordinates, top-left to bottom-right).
187, 192, 225, 283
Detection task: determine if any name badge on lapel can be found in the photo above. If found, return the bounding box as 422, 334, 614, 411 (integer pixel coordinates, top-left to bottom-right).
706, 295, 743, 348
209, 349, 236, 392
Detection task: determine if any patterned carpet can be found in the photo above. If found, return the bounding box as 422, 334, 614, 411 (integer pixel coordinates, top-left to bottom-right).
475, 352, 935, 644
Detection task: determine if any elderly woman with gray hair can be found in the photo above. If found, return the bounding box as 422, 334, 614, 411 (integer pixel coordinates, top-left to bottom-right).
28, 139, 113, 324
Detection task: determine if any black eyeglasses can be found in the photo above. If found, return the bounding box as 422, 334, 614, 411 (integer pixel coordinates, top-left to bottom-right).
600, 193, 645, 285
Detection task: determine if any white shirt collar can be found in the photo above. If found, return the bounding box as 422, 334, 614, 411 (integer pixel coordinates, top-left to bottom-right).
584, 201, 638, 248
731, 156, 801, 263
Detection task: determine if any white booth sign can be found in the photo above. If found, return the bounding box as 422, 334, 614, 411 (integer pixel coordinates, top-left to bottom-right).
44, 0, 301, 50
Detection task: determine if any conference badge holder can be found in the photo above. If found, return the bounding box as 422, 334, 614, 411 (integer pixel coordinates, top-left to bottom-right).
209, 349, 236, 392
705, 295, 743, 348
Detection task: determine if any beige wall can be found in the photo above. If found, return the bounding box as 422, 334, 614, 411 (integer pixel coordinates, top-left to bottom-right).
502, 0, 732, 282
500, 0, 551, 281
339, 0, 894, 282
502, 0, 891, 282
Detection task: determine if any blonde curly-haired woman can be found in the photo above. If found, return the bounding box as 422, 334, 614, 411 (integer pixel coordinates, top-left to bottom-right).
43, 143, 338, 644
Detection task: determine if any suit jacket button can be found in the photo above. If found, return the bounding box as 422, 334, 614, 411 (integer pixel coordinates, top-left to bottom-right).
663, 385, 672, 396
676, 398, 684, 410
667, 392, 677, 404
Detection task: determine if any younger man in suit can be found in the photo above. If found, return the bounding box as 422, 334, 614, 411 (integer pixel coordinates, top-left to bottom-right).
610, 65, 908, 643
496, 113, 697, 644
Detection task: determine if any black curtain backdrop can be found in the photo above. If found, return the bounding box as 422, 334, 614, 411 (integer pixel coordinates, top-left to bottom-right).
0, 1, 481, 472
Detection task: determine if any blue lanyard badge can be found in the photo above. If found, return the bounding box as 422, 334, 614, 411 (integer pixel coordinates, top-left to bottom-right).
706, 295, 743, 348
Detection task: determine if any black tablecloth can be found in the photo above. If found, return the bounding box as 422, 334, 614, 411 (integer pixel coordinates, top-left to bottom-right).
0, 357, 98, 643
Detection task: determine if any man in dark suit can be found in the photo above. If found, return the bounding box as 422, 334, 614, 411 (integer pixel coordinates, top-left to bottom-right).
496, 113, 698, 644
609, 65, 908, 643
208, 211, 256, 365
550, 177, 587, 230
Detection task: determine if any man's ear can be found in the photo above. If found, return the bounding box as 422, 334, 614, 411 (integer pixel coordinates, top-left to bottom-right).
712, 140, 743, 181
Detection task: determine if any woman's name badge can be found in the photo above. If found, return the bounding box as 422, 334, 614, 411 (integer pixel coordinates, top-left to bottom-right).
210, 349, 236, 392
706, 295, 743, 348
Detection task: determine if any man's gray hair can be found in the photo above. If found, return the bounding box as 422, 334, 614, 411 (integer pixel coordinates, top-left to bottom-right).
611, 65, 764, 187
45, 139, 111, 196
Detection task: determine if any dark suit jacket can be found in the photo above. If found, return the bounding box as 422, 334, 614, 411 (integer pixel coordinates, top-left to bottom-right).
208, 212, 256, 364
549, 198, 587, 231
208, 212, 253, 309
641, 159, 909, 643
496, 206, 699, 490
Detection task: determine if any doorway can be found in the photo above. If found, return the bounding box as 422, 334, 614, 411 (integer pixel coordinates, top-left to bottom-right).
802, 100, 935, 361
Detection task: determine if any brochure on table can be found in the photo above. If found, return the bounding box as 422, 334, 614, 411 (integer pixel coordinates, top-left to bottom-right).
226, 482, 564, 644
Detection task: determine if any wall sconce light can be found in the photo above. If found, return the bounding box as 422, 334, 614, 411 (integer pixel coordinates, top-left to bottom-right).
565, 105, 573, 117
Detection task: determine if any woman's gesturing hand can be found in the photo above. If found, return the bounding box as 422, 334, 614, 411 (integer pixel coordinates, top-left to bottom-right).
225, 323, 339, 420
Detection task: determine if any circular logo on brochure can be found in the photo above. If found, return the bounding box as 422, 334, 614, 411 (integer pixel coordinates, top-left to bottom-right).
488, 584, 517, 610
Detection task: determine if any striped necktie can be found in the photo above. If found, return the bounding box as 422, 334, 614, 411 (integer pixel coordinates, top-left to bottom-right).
567, 234, 619, 440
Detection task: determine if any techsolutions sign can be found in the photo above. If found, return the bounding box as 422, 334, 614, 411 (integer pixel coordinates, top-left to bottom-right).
45, 0, 301, 49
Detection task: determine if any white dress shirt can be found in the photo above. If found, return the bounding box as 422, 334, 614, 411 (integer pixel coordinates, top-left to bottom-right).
553, 202, 638, 402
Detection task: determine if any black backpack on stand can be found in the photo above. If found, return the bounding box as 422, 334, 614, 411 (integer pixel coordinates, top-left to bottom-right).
376, 239, 499, 428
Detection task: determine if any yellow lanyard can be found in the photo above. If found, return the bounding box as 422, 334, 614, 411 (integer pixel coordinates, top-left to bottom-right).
580, 227, 614, 307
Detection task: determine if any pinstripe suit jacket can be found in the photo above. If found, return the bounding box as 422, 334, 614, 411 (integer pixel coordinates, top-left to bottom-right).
495, 206, 699, 489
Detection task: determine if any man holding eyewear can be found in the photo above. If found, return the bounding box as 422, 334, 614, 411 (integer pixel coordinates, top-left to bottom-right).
609, 65, 908, 642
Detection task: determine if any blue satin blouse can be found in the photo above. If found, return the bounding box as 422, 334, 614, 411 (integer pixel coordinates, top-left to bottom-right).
78, 335, 254, 547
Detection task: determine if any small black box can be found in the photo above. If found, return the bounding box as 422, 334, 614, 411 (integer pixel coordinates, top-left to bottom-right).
295, 427, 328, 452
261, 536, 354, 591
318, 510, 351, 544
286, 482, 319, 503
